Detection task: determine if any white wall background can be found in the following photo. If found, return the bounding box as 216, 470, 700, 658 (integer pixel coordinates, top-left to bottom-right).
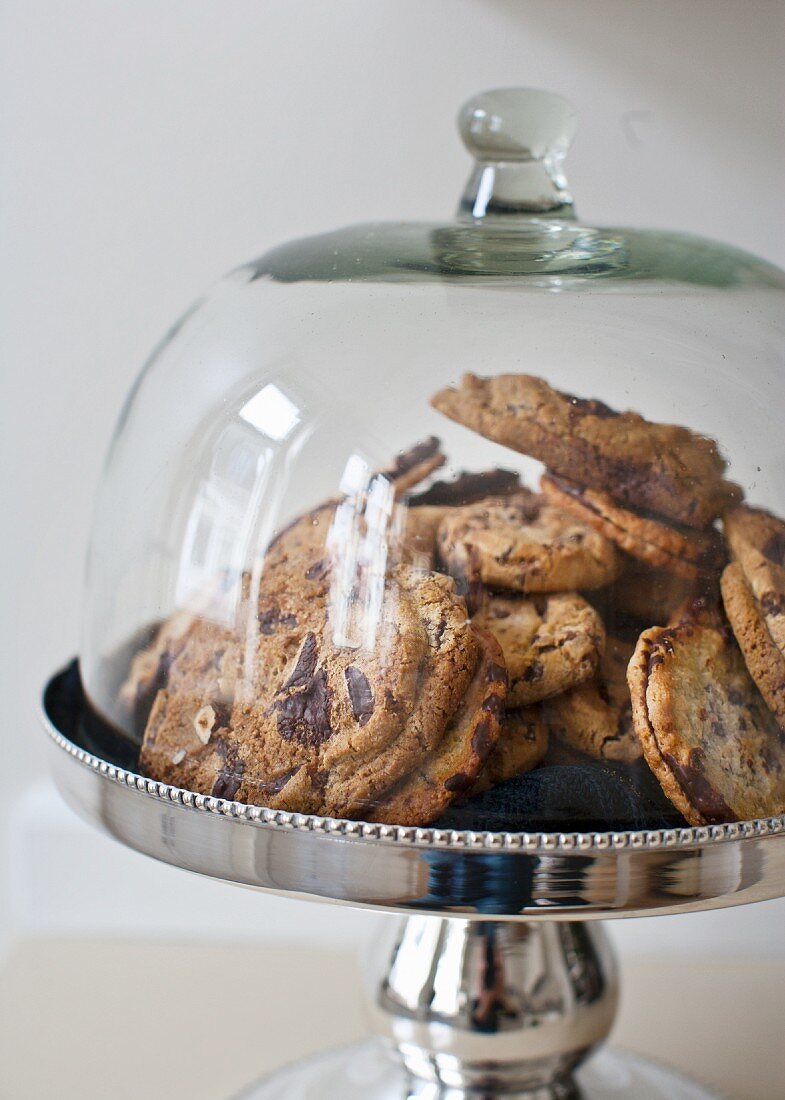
2, 0, 785, 957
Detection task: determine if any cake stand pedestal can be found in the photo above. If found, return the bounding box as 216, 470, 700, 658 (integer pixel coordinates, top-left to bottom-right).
44, 664, 785, 1099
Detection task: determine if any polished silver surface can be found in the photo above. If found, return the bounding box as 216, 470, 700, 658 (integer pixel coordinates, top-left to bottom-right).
43, 665, 785, 920
367, 918, 617, 1095
236, 1041, 722, 1099
43, 665, 740, 1098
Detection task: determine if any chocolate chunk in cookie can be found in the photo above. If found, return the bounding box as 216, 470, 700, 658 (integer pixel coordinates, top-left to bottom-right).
544, 634, 641, 764
473, 591, 605, 707
721, 562, 785, 732
437, 491, 622, 599
431, 373, 739, 528
367, 628, 508, 825
541, 473, 722, 580
471, 705, 548, 794
628, 606, 785, 825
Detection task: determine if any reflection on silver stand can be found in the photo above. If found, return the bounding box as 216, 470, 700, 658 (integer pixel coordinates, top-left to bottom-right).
245, 917, 714, 1099
44, 665, 770, 1099
370, 918, 617, 1097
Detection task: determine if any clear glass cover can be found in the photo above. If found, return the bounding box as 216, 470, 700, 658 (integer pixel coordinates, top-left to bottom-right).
81, 89, 785, 830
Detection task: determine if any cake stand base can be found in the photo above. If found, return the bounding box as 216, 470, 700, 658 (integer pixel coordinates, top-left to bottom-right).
234, 916, 721, 1099
240, 1042, 719, 1099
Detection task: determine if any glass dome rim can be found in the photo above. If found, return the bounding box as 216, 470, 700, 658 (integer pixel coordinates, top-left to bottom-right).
235, 218, 785, 290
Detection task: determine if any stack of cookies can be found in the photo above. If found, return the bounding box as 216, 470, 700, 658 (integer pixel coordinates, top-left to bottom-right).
124, 373, 785, 830
433, 373, 785, 827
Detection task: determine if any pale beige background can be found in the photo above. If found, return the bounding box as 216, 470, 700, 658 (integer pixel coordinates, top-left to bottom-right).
1, 0, 785, 1034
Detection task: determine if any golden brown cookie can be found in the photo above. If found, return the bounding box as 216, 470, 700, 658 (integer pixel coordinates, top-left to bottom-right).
235, 566, 480, 817
473, 591, 605, 707
367, 628, 508, 825
543, 635, 641, 763
431, 372, 739, 528
724, 505, 785, 654
471, 706, 548, 794
141, 563, 483, 819
118, 610, 195, 734
437, 492, 622, 598
138, 617, 244, 795
720, 562, 785, 732
399, 470, 523, 569
628, 606, 785, 825
540, 473, 720, 580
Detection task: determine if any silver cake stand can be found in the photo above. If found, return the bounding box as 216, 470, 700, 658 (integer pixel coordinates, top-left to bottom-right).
43, 664, 785, 1099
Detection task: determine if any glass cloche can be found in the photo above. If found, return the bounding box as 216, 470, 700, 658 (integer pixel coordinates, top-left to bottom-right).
80, 88, 785, 834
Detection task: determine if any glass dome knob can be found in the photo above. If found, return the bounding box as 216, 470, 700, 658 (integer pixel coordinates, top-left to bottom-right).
458, 87, 577, 221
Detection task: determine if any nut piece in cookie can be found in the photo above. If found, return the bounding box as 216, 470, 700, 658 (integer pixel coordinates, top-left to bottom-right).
543, 635, 641, 764
471, 706, 548, 794
431, 373, 739, 528
724, 504, 785, 654
437, 491, 622, 599
540, 473, 721, 580
473, 591, 605, 707
366, 628, 508, 826
721, 562, 785, 733
628, 607, 785, 825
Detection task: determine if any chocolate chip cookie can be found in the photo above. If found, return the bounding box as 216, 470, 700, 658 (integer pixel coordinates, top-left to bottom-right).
471, 706, 548, 794
230, 565, 480, 818
544, 634, 641, 763
367, 627, 508, 825
431, 373, 739, 528
628, 605, 785, 825
540, 473, 721, 580
437, 491, 622, 598
141, 565, 471, 815
472, 591, 605, 706
118, 610, 195, 734
399, 469, 523, 569
138, 617, 244, 795
721, 562, 785, 732
724, 505, 785, 654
